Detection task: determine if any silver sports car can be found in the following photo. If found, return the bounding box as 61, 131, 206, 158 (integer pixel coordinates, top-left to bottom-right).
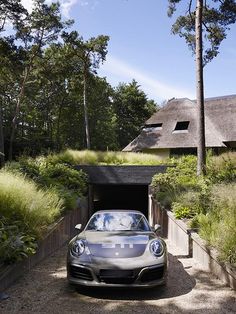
67, 210, 167, 287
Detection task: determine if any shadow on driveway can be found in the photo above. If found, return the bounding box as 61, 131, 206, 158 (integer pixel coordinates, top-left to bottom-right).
70, 252, 196, 301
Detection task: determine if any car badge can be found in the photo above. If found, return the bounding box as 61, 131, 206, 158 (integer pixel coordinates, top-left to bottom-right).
115, 252, 119, 256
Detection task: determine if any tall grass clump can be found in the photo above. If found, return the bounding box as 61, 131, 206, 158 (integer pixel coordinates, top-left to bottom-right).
6, 156, 88, 210
198, 184, 236, 266
49, 149, 166, 165
0, 171, 63, 237
207, 152, 236, 183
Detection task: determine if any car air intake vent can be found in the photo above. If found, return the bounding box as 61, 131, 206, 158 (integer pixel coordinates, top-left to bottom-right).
99, 269, 137, 284
140, 265, 165, 282
69, 265, 93, 281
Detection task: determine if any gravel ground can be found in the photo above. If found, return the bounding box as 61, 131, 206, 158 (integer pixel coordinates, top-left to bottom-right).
0, 242, 235, 314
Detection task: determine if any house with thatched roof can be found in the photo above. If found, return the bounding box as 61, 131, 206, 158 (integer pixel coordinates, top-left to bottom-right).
123, 94, 236, 158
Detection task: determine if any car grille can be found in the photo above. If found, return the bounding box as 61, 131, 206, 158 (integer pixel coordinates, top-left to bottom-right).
99, 269, 138, 284
139, 265, 165, 282
69, 265, 93, 281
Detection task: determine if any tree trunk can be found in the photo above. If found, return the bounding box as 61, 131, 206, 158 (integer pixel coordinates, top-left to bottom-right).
0, 102, 4, 167
8, 67, 29, 161
196, 0, 206, 175
56, 99, 64, 151
83, 68, 91, 149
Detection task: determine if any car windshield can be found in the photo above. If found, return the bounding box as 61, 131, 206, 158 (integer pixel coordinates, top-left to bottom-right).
86, 212, 151, 232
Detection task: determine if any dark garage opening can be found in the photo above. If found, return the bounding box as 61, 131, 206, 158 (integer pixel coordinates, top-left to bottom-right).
76, 165, 167, 224
92, 184, 149, 218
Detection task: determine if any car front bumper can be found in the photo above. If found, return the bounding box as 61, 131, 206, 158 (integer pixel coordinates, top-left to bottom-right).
67, 262, 167, 288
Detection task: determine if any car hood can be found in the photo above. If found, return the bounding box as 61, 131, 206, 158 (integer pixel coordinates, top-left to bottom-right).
80, 231, 156, 258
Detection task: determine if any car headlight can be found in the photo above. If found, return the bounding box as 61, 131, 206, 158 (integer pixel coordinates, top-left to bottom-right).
150, 240, 164, 257
71, 239, 85, 257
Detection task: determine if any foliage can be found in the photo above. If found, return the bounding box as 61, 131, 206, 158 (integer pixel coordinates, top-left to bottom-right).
0, 1, 158, 158
0, 170, 63, 238
0, 0, 27, 33
48, 149, 167, 166
168, 0, 236, 65
0, 217, 37, 264
167, 1, 236, 175
206, 152, 236, 183
6, 156, 88, 210
113, 80, 158, 149
0, 169, 64, 263
152, 152, 236, 265
152, 155, 200, 209
172, 203, 195, 220
61, 31, 110, 149
152, 153, 236, 212
197, 184, 236, 265
0, 150, 89, 264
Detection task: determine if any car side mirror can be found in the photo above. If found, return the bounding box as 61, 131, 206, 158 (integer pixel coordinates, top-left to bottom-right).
154, 224, 161, 232
75, 224, 82, 231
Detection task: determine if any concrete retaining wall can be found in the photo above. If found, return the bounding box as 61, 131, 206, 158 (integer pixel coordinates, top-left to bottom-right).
166, 211, 192, 256
0, 203, 87, 293
151, 200, 191, 256
191, 232, 236, 290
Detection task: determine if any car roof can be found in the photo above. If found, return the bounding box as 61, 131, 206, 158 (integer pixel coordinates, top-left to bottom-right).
92, 210, 144, 215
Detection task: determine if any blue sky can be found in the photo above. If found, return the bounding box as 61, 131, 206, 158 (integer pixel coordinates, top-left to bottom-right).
22, 0, 236, 103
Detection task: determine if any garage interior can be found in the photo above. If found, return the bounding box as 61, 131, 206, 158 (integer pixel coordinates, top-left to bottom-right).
92, 184, 149, 217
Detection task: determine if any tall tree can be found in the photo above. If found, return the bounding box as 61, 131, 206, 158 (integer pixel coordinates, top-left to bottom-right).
113, 80, 157, 149
168, 0, 236, 175
0, 101, 4, 167
0, 1, 26, 165
7, 0, 71, 160
62, 31, 109, 149
88, 76, 118, 150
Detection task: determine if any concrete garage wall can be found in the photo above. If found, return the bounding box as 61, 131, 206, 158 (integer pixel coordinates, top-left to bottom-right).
76, 165, 167, 185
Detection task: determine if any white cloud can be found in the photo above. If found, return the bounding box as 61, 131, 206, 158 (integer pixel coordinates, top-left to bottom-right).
61, 0, 78, 18
99, 56, 195, 102
78, 0, 89, 6
21, 0, 34, 12
21, 0, 79, 17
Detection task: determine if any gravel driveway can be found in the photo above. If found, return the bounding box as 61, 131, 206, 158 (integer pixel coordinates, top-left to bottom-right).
0, 242, 235, 314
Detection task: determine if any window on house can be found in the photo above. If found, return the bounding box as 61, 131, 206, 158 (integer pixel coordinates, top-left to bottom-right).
143, 123, 163, 131
173, 121, 190, 133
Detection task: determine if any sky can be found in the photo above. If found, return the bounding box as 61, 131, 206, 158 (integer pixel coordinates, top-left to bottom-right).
21, 0, 236, 103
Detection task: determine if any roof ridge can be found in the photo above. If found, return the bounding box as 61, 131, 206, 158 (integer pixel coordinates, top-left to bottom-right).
190, 94, 236, 102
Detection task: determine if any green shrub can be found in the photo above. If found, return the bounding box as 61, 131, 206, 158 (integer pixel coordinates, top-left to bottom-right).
152, 155, 200, 209
0, 217, 37, 264
151, 152, 236, 265
172, 203, 194, 219
6, 156, 88, 210
172, 187, 210, 219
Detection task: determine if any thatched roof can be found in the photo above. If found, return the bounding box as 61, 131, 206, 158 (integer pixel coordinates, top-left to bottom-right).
123, 95, 236, 151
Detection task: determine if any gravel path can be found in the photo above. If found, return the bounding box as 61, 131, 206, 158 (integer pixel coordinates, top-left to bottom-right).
0, 242, 235, 314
